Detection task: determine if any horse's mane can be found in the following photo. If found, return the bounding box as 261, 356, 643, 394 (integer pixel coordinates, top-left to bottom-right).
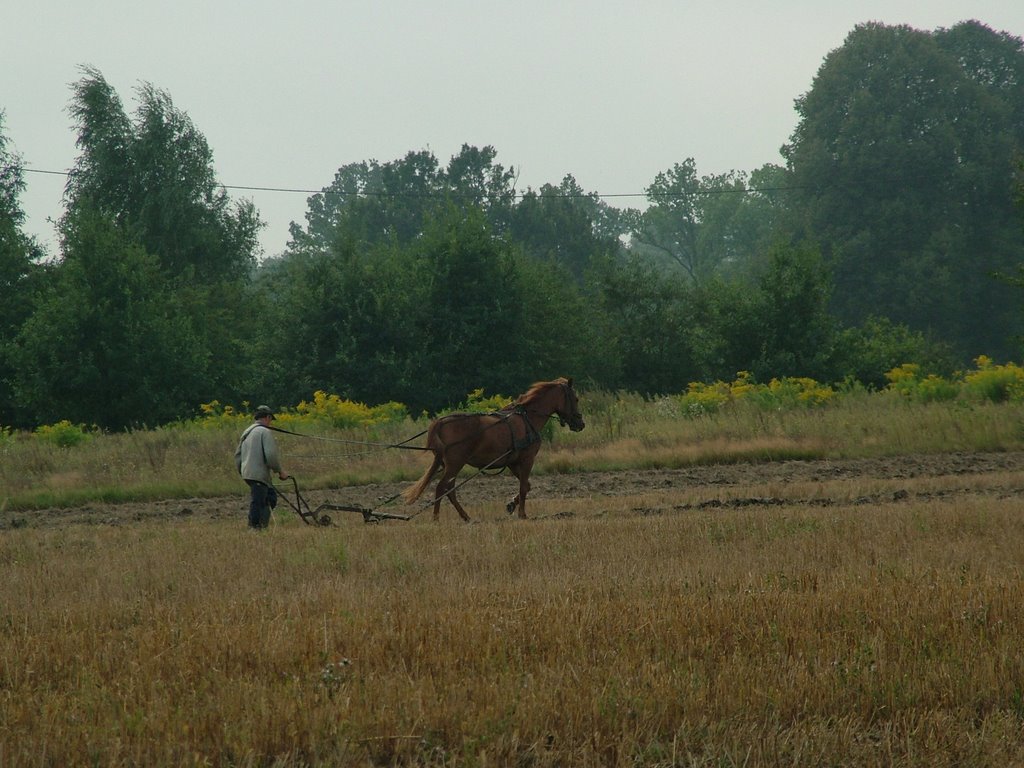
515, 377, 569, 406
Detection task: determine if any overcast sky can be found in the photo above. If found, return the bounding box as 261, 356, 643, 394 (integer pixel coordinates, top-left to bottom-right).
4, 1, 1024, 260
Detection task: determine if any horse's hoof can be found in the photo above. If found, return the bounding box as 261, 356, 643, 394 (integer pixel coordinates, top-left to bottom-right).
505, 501, 516, 515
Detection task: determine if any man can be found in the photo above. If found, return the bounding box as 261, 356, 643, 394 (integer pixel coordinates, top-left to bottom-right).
235, 405, 288, 530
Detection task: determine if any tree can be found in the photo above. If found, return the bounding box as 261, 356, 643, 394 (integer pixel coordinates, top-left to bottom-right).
443, 144, 518, 234
683, 278, 763, 384
247, 235, 429, 410
46, 67, 265, 424
14, 210, 210, 430
65, 66, 261, 281
632, 159, 785, 285
834, 316, 955, 390
749, 243, 837, 382
510, 175, 632, 283
287, 145, 518, 255
592, 255, 698, 393
0, 114, 44, 426
783, 21, 1024, 361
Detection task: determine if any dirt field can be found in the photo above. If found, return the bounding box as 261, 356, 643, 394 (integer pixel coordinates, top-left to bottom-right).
9, 450, 1024, 530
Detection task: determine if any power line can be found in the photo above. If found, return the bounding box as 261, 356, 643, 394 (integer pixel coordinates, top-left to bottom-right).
18, 165, 806, 200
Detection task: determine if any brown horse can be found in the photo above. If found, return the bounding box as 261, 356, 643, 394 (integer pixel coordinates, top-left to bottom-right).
403, 377, 585, 521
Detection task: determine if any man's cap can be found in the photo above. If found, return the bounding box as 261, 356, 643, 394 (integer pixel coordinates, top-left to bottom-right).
254, 405, 275, 420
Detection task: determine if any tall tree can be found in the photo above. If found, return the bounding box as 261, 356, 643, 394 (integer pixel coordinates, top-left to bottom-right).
510, 174, 632, 283
65, 66, 261, 281
444, 144, 518, 234
14, 210, 210, 429
9, 68, 266, 430
256, 202, 609, 413
287, 145, 517, 255
783, 21, 1024, 360
749, 243, 837, 382
632, 159, 783, 285
0, 114, 44, 426
593, 255, 698, 393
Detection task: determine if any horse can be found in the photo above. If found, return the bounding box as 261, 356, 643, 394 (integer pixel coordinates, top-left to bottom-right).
403, 377, 585, 521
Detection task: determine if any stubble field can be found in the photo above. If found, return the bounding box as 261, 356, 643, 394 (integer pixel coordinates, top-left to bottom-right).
3, 451, 1024, 766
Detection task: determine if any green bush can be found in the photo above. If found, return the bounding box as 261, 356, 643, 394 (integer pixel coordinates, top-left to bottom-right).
884, 364, 959, 403
35, 420, 94, 448
676, 371, 836, 416
961, 356, 1024, 403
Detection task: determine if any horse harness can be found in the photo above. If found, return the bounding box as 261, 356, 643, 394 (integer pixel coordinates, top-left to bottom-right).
500, 405, 542, 452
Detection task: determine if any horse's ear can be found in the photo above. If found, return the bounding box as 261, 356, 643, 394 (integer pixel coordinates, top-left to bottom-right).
567, 377, 573, 388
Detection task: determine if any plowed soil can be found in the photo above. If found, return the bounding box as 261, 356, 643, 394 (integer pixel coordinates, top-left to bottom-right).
9, 451, 1024, 530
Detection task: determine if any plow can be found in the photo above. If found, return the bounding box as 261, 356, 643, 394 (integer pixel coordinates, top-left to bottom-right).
274, 476, 413, 526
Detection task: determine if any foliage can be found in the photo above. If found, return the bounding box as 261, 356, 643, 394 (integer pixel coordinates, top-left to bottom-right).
287, 145, 517, 253
294, 391, 408, 429
9, 67, 264, 430
451, 387, 512, 414
13, 210, 213, 430
961, 355, 1024, 403
751, 376, 837, 408
632, 159, 786, 285
783, 20, 1024, 361
0, 112, 44, 427
593, 255, 698, 394
198, 395, 409, 432
675, 371, 836, 416
833, 316, 955, 391
884, 364, 960, 403
748, 242, 836, 382
195, 400, 250, 430
34, 420, 94, 448
9, 40, 1024, 431
64, 66, 261, 281
510, 174, 631, 282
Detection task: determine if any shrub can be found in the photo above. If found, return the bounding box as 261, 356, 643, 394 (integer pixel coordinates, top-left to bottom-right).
196, 400, 249, 430
35, 420, 94, 448
676, 379, 732, 416
884, 364, 959, 403
294, 391, 409, 429
961, 356, 1024, 403
676, 371, 836, 416
451, 388, 512, 414
751, 377, 837, 409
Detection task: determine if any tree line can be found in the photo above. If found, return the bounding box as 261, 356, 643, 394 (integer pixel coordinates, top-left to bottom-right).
2, 20, 1023, 431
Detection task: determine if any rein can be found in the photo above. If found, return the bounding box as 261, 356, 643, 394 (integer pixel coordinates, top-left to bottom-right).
267, 424, 431, 451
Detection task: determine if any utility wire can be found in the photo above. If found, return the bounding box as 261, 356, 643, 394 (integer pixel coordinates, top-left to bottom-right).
18, 165, 808, 200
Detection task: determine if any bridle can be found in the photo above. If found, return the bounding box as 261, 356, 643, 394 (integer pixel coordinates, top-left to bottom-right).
554, 382, 583, 430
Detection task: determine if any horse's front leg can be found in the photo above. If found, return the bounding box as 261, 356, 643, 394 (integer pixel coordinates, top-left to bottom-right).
447, 487, 472, 522
507, 465, 532, 519
517, 476, 531, 519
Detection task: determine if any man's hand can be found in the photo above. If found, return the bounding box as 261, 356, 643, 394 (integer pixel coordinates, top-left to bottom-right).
278, 471, 289, 481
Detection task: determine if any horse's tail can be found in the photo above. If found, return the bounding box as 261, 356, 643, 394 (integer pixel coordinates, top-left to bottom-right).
403, 450, 443, 504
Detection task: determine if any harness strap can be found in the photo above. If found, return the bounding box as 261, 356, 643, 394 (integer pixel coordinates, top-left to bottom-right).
505, 406, 541, 452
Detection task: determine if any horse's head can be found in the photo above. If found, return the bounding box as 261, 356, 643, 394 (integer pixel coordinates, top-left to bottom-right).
556, 378, 585, 432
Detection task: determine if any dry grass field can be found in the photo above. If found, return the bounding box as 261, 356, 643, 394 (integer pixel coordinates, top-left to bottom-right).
3, 451, 1024, 766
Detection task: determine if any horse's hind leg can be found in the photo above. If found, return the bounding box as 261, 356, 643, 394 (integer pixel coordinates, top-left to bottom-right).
434, 475, 471, 522
431, 482, 445, 521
